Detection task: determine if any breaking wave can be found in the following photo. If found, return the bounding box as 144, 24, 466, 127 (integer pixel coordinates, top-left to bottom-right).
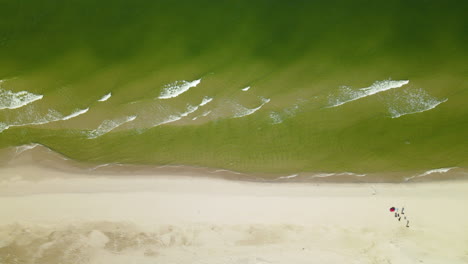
404, 167, 457, 181
0, 108, 90, 133
158, 79, 201, 99
200, 96, 213, 106
87, 115, 137, 139
0, 122, 9, 132
154, 96, 213, 126
155, 106, 197, 126
328, 79, 409, 107
233, 98, 270, 118
387, 88, 448, 118
155, 114, 184, 126
98, 92, 112, 102
62, 108, 89, 120
0, 81, 44, 110
241, 86, 251, 91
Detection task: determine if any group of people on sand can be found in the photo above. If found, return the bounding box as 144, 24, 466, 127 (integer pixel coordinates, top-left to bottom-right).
390, 206, 409, 227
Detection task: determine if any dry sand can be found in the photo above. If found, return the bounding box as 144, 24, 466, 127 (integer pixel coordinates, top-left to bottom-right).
1, 162, 468, 263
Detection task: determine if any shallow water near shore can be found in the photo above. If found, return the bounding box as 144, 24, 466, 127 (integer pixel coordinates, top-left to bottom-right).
1, 144, 467, 183
0, 0, 467, 174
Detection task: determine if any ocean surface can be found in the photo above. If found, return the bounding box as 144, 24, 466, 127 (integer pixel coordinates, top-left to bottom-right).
0, 0, 467, 175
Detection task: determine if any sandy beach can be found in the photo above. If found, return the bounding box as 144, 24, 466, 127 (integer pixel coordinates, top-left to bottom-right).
1, 155, 468, 264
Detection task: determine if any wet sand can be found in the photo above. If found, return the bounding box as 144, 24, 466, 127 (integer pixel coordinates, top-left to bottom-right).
1, 158, 468, 263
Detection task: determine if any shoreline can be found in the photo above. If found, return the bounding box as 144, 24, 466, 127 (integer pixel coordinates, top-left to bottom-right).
1, 144, 466, 184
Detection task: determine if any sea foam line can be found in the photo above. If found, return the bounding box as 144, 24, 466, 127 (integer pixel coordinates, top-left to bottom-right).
158, 79, 201, 99
87, 115, 137, 139
310, 172, 366, 178
210, 169, 243, 175
388, 88, 447, 118
0, 80, 44, 110
98, 92, 112, 102
404, 167, 457, 182
233, 98, 270, 118
328, 79, 409, 107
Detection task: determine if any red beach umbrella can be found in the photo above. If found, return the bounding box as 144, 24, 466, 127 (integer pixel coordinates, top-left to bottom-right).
389, 207, 396, 212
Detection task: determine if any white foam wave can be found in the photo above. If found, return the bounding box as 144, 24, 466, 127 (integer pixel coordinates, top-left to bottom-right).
311, 172, 366, 178
155, 97, 213, 125
155, 105, 199, 126
181, 105, 199, 117
0, 109, 62, 133
0, 122, 9, 133
200, 96, 213, 106
233, 98, 270, 118
98, 93, 112, 102
193, 110, 212, 120
420, 167, 455, 176
387, 88, 447, 118
158, 79, 201, 99
155, 115, 183, 126
329, 79, 409, 107
88, 163, 123, 171
241, 86, 251, 91
277, 174, 299, 180
0, 82, 44, 110
62, 108, 89, 120
87, 115, 137, 139
404, 167, 457, 181
0, 107, 91, 133
210, 169, 243, 175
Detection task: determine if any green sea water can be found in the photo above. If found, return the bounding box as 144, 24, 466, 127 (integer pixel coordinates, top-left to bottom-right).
0, 0, 467, 175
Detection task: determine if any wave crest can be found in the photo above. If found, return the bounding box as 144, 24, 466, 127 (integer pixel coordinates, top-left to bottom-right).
233, 98, 270, 118
404, 167, 457, 181
87, 116, 137, 139
154, 96, 214, 126
0, 81, 44, 110
387, 88, 447, 118
98, 92, 112, 102
328, 79, 409, 107
158, 79, 201, 99
0, 108, 89, 133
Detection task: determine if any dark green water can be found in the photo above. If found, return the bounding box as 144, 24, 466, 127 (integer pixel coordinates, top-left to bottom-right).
0, 0, 467, 175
